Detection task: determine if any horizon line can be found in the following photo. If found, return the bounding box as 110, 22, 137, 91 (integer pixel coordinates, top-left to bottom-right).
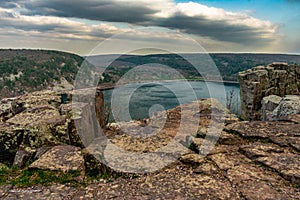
1, 48, 300, 57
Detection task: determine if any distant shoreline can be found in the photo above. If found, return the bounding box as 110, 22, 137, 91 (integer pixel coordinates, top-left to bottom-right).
98, 78, 239, 91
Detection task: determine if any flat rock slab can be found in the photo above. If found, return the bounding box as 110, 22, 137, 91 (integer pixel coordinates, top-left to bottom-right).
209, 150, 299, 199
29, 145, 85, 173
239, 143, 300, 185
282, 114, 300, 124
287, 137, 300, 151
6, 105, 64, 127
226, 121, 300, 139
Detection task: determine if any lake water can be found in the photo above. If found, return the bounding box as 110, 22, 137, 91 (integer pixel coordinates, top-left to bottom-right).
103, 80, 240, 121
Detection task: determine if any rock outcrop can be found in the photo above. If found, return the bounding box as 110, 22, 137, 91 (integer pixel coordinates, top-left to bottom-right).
1, 119, 299, 199
0, 89, 299, 199
238, 62, 300, 120
0, 88, 105, 165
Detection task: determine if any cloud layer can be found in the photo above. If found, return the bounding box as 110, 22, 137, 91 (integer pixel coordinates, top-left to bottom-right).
0, 0, 282, 53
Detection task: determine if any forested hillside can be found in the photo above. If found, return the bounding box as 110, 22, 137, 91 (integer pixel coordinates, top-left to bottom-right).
0, 49, 83, 98
96, 53, 300, 84
1, 49, 300, 99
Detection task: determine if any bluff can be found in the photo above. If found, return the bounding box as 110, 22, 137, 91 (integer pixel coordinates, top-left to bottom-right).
238, 62, 300, 120
0, 88, 299, 199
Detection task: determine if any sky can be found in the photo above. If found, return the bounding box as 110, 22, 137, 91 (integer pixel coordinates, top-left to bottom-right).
0, 0, 300, 55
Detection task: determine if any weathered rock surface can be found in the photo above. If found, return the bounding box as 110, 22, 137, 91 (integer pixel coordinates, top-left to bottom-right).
239, 62, 300, 120
272, 95, 300, 120
0, 88, 105, 164
1, 184, 77, 200
224, 121, 300, 187
13, 147, 36, 167
0, 89, 299, 199
239, 143, 300, 185
225, 121, 300, 139
29, 145, 85, 173
261, 95, 282, 121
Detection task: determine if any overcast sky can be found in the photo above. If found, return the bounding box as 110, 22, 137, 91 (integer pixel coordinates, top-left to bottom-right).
0, 0, 299, 55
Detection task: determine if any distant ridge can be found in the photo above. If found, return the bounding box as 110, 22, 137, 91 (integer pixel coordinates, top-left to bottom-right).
1, 49, 300, 99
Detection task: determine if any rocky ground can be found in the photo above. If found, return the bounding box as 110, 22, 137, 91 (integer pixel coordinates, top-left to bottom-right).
0, 120, 299, 199
0, 89, 299, 199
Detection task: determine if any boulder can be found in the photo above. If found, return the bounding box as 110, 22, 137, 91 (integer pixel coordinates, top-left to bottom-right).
0, 97, 25, 121
261, 95, 282, 121
238, 63, 300, 120
272, 95, 300, 120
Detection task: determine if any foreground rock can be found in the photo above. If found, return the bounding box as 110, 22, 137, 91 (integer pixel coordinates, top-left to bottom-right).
239, 143, 300, 185
225, 121, 300, 186
29, 145, 85, 173
0, 184, 77, 200
2, 118, 299, 199
0, 88, 105, 165
0, 89, 299, 199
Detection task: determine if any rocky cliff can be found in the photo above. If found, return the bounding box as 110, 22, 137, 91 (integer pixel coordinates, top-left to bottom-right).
0, 88, 105, 164
238, 62, 300, 120
0, 89, 299, 199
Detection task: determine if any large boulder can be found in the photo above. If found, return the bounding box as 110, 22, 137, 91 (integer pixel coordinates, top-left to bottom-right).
238, 63, 300, 120
272, 95, 300, 120
261, 95, 282, 121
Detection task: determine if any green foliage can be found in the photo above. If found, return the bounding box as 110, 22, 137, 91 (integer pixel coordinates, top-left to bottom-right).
0, 165, 19, 185
0, 49, 85, 97
99, 53, 300, 84
0, 164, 123, 188
1, 50, 300, 98
9, 169, 81, 187
0, 165, 11, 184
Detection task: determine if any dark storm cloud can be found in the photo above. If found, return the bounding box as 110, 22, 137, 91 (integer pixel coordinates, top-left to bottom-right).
155, 15, 275, 44
21, 0, 157, 23
0, 8, 119, 40
0, 0, 278, 46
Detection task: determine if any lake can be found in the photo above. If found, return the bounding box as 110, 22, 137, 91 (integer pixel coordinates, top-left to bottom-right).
103, 80, 240, 121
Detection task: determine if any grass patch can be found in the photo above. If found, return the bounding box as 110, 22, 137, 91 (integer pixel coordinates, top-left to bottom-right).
0, 165, 19, 185
0, 164, 128, 188
9, 169, 82, 187
86, 169, 124, 183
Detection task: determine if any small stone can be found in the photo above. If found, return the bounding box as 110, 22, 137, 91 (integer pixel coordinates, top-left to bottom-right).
180, 153, 204, 165
13, 147, 36, 168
